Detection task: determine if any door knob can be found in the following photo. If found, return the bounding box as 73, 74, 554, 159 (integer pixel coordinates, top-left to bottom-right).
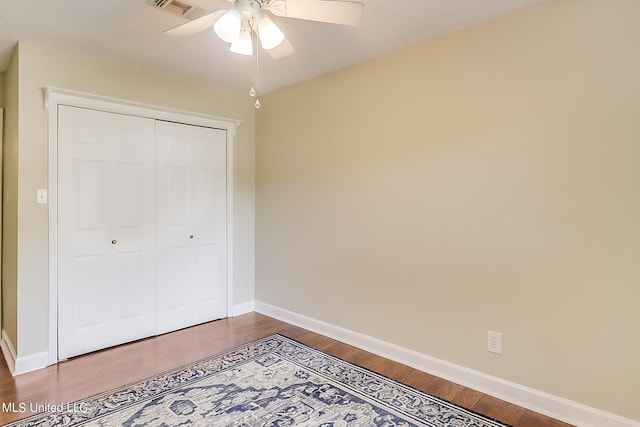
111, 240, 117, 245
189, 235, 194, 239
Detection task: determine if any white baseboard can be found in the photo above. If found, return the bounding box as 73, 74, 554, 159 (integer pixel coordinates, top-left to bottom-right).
230, 300, 256, 317
254, 301, 640, 427
14, 351, 49, 375
1, 329, 50, 376
1, 329, 17, 374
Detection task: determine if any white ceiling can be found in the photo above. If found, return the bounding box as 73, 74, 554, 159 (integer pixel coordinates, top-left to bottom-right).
0, 0, 540, 94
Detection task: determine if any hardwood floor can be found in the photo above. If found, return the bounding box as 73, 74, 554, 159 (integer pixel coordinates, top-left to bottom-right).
0, 312, 573, 426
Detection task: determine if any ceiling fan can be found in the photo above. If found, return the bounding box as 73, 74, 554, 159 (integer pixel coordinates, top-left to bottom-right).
163, 0, 365, 56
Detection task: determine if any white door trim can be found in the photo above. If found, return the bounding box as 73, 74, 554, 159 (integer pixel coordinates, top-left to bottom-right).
45, 86, 240, 365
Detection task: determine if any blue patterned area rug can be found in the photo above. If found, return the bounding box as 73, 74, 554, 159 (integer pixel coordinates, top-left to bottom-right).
6, 335, 510, 426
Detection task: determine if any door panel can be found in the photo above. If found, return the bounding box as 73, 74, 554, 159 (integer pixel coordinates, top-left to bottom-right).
168, 246, 191, 305
167, 166, 189, 225
197, 244, 219, 302
156, 121, 227, 334
58, 106, 156, 359
75, 255, 107, 328
109, 113, 156, 342
58, 107, 111, 358
76, 161, 106, 231
113, 251, 145, 319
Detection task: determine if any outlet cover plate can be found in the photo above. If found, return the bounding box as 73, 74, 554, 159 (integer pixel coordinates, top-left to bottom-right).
488, 330, 502, 354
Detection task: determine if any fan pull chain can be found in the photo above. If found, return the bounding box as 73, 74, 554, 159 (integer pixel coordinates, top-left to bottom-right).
250, 29, 261, 108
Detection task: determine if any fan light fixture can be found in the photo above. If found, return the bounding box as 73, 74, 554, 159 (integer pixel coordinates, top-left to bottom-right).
161, 0, 365, 108
230, 20, 253, 55
257, 15, 285, 50
213, 8, 242, 43
210, 2, 285, 108
213, 3, 284, 56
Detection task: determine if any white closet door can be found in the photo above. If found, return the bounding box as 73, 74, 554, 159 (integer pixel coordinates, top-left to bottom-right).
58, 106, 156, 359
109, 113, 157, 343
156, 121, 227, 334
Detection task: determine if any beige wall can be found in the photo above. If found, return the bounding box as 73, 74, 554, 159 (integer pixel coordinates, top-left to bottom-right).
0, 70, 5, 336
0, 71, 5, 106
0, 71, 4, 331
256, 0, 640, 421
6, 42, 255, 357
2, 47, 19, 349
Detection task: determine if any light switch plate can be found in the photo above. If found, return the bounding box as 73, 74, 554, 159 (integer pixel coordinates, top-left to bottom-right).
37, 189, 48, 204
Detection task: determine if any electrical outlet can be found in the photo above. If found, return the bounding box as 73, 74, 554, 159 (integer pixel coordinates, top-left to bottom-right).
488, 331, 502, 354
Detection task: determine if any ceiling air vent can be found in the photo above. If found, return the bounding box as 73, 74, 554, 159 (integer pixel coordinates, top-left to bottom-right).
147, 0, 208, 20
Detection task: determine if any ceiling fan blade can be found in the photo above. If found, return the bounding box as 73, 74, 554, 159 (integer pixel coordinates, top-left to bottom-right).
267, 36, 295, 59
268, 0, 364, 26
164, 10, 226, 36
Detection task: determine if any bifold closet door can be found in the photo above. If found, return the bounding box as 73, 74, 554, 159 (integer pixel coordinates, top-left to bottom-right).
155, 121, 228, 334
58, 106, 156, 359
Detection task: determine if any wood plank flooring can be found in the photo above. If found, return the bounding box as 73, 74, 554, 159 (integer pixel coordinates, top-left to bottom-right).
0, 312, 573, 426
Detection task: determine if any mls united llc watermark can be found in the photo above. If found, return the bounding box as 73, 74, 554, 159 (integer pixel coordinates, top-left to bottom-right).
2, 401, 90, 414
